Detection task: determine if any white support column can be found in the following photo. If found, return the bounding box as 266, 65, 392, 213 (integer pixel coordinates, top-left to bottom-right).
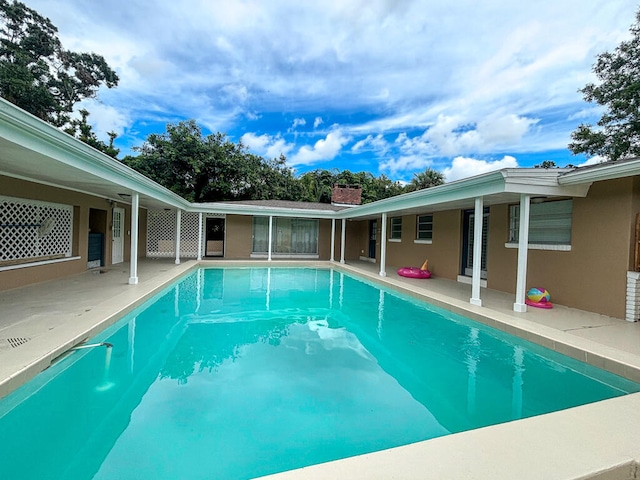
330, 218, 336, 262
513, 193, 531, 312
128, 191, 139, 284
197, 212, 203, 261
379, 213, 387, 277
470, 196, 483, 306
174, 209, 182, 265
268, 215, 273, 261
340, 218, 346, 264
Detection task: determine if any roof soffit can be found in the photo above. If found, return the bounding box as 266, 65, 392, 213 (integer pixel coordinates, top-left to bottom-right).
0, 99, 189, 209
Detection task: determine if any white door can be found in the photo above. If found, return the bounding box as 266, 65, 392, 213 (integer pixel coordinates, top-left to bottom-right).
112, 207, 124, 264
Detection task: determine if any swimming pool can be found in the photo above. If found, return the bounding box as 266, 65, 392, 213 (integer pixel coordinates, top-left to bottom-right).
0, 267, 638, 479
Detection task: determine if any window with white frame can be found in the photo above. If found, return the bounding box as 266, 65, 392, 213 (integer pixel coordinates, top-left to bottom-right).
416, 214, 433, 241
390, 217, 402, 240
509, 199, 572, 245
252, 216, 319, 254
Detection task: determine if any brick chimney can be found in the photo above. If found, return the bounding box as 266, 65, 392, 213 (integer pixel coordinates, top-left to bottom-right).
331, 184, 362, 206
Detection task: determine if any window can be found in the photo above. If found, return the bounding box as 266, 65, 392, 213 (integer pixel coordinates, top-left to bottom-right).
509, 199, 572, 245
390, 217, 402, 240
416, 214, 433, 241
252, 216, 319, 255
252, 217, 269, 253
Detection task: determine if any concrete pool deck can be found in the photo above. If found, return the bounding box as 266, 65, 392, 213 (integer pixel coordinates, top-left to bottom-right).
2, 259, 640, 479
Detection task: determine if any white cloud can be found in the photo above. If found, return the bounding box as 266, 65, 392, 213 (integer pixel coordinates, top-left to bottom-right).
220, 84, 249, 104
22, 0, 639, 169
240, 132, 293, 159
351, 134, 389, 154
292, 118, 306, 129
576, 155, 607, 167
77, 99, 129, 138
568, 107, 603, 121
442, 156, 519, 182
421, 113, 537, 157
290, 129, 350, 166
476, 113, 538, 145
379, 155, 433, 176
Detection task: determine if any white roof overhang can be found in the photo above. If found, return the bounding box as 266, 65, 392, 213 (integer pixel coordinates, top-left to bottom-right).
336, 169, 592, 220
558, 157, 640, 185
191, 202, 339, 218
0, 98, 190, 211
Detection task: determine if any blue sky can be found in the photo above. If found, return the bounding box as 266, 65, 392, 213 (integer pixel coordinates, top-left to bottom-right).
26, 0, 639, 183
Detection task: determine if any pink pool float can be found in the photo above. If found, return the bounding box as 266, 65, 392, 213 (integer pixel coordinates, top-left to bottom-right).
397, 259, 432, 279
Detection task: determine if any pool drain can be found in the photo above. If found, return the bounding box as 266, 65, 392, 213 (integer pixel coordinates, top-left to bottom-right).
0, 337, 31, 350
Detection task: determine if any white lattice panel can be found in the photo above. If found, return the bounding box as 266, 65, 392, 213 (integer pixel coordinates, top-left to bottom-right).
147, 210, 224, 258
0, 196, 73, 262
147, 210, 176, 257
180, 212, 200, 258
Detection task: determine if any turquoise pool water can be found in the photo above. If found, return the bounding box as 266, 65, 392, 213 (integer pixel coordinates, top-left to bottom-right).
1, 267, 639, 479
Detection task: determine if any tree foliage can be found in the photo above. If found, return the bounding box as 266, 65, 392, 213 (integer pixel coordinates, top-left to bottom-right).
0, 0, 118, 127
406, 167, 445, 192
63, 109, 119, 158
297, 169, 405, 204
122, 120, 302, 203
569, 9, 640, 161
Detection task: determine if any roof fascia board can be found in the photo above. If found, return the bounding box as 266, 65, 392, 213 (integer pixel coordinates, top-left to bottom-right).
190, 203, 339, 218
336, 171, 507, 219
559, 159, 640, 185
501, 168, 590, 196
0, 99, 190, 209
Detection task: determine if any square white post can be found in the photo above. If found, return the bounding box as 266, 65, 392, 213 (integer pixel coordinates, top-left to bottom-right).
174, 209, 181, 265
340, 218, 346, 264
379, 213, 387, 277
128, 191, 139, 284
268, 215, 273, 261
513, 194, 531, 312
197, 212, 203, 261
470, 197, 483, 306
330, 218, 336, 262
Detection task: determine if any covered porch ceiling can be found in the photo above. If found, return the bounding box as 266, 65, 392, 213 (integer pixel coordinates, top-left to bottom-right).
0, 99, 189, 211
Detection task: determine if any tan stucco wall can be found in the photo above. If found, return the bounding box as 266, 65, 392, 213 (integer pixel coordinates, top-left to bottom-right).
1, 175, 146, 291
488, 178, 636, 318
224, 215, 253, 259
344, 220, 368, 261
317, 219, 332, 260
380, 211, 462, 279
366, 179, 637, 318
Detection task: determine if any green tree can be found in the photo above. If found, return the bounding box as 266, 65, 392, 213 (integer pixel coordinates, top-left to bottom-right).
298, 169, 339, 203
63, 109, 119, 158
534, 160, 558, 169
297, 168, 405, 204
0, 0, 118, 127
569, 9, 640, 161
248, 154, 303, 201
406, 167, 445, 192
123, 120, 302, 202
